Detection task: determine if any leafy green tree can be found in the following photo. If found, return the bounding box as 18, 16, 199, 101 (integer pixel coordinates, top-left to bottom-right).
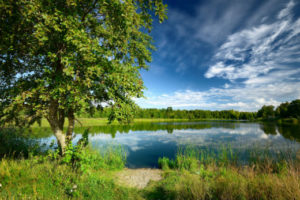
275, 102, 290, 118
0, 0, 167, 152
257, 105, 275, 119
287, 99, 300, 118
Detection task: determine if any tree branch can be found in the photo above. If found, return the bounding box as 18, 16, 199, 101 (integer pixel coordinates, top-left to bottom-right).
81, 0, 98, 22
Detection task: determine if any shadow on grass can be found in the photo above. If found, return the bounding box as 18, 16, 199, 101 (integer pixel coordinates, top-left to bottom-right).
143, 186, 177, 200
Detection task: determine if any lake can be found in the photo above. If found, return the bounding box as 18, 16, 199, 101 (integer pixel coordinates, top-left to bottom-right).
28, 121, 300, 168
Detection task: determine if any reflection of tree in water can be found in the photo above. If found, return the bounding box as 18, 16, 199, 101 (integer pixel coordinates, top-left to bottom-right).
8, 121, 246, 140
76, 122, 214, 136
5, 121, 300, 158
260, 122, 300, 142
277, 124, 300, 142
0, 128, 43, 158
260, 123, 277, 135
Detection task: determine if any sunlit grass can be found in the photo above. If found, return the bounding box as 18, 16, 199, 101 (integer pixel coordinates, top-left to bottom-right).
0, 146, 136, 199
1, 144, 300, 199
30, 118, 192, 128
153, 146, 300, 200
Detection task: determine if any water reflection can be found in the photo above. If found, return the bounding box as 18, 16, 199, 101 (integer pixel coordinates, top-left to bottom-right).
87, 121, 300, 168
1, 121, 300, 168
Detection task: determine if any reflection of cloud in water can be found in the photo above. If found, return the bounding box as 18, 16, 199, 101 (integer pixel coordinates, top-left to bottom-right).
89, 123, 300, 153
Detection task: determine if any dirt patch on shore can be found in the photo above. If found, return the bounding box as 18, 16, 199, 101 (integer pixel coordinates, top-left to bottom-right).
115, 168, 162, 189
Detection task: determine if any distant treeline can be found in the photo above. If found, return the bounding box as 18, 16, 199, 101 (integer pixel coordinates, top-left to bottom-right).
257, 99, 300, 120
78, 99, 300, 121
135, 108, 256, 120
79, 106, 256, 120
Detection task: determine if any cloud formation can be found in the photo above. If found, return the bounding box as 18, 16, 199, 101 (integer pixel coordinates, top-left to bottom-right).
137, 0, 300, 111
205, 0, 300, 84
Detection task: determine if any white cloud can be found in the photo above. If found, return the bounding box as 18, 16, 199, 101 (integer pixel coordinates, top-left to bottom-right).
205, 62, 235, 79
138, 1, 300, 111
135, 77, 300, 111
278, 0, 295, 19
151, 0, 286, 74
205, 0, 300, 82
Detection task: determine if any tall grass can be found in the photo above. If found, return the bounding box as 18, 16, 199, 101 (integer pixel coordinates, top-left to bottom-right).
158, 145, 239, 171
0, 157, 139, 199
153, 146, 300, 200
0, 144, 130, 199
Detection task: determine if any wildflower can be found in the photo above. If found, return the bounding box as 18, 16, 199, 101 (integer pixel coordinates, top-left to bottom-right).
0, 183, 2, 188
73, 184, 77, 190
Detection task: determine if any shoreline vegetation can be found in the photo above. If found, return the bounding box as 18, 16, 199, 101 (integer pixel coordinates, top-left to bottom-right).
3, 98, 300, 129
29, 116, 299, 129
1, 119, 300, 199
75, 99, 300, 122
1, 144, 300, 199
1, 99, 299, 199
2, 0, 299, 198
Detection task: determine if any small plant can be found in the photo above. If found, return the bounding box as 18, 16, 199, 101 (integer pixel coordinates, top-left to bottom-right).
158, 157, 170, 170
38, 129, 126, 173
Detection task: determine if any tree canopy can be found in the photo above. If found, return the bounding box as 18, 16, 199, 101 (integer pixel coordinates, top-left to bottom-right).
0, 0, 167, 152
258, 99, 300, 120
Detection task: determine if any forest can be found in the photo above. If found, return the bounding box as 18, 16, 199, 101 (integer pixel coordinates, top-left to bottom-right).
79, 99, 300, 121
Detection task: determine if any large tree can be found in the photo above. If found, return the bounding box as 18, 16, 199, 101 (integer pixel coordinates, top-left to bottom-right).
0, 0, 167, 152
257, 105, 275, 119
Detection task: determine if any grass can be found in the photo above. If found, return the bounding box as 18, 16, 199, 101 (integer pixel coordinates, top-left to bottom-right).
0, 145, 140, 200
0, 158, 140, 199
144, 167, 300, 200
158, 145, 239, 172
31, 118, 192, 128
1, 145, 300, 200
151, 146, 300, 200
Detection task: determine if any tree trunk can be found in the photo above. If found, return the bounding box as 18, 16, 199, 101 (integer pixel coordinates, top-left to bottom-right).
54, 128, 66, 153
66, 110, 75, 142
48, 99, 67, 155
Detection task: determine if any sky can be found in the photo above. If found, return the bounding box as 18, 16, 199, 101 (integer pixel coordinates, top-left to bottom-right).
134, 0, 300, 111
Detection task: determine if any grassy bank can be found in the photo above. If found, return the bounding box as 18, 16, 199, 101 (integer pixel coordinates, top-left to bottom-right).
1, 146, 300, 199
31, 118, 192, 128
0, 145, 138, 200
145, 166, 300, 200
148, 147, 300, 200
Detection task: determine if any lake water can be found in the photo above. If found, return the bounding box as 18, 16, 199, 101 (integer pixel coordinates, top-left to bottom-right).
33, 121, 300, 168
2, 121, 300, 168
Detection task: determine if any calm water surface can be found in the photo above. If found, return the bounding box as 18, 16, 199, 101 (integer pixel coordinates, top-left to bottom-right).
33, 121, 300, 168
6, 121, 300, 168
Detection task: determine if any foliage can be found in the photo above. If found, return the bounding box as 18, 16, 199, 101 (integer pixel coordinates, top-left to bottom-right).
0, 0, 167, 150
44, 136, 126, 173
260, 99, 300, 120
287, 99, 300, 118
79, 107, 257, 120
0, 128, 129, 199
257, 105, 275, 119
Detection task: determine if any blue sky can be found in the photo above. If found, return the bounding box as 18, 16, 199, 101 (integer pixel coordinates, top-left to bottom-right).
135, 0, 300, 111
